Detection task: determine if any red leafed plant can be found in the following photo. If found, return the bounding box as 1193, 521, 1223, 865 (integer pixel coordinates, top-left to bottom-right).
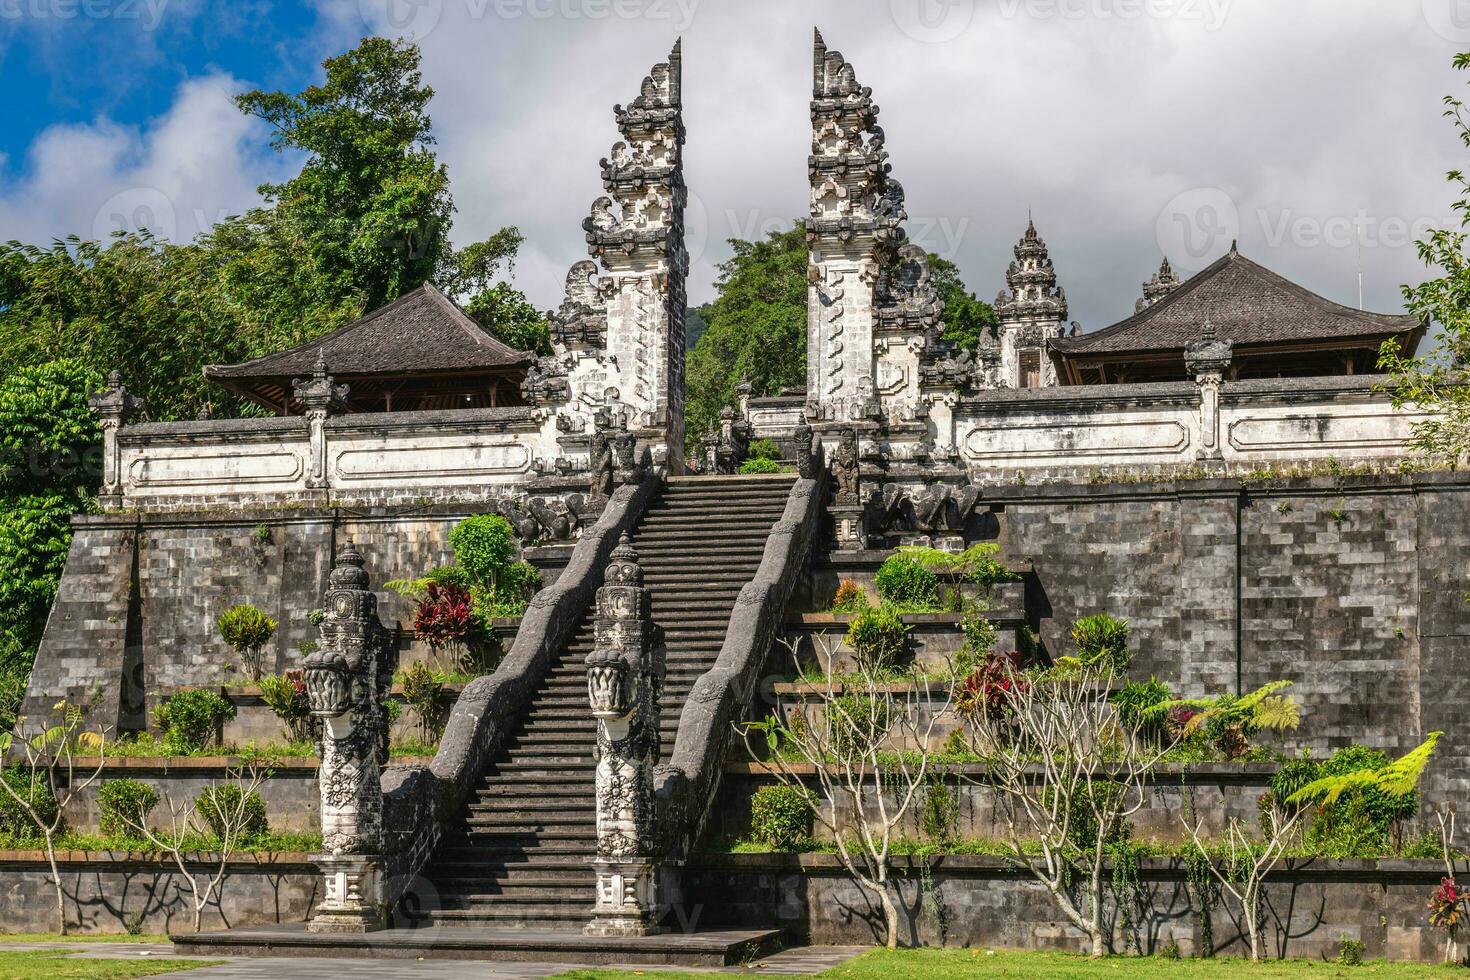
1430, 877, 1465, 932
414, 582, 474, 648
955, 651, 1030, 720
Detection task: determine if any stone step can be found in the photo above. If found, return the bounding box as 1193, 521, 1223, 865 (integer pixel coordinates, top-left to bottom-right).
419, 907, 592, 925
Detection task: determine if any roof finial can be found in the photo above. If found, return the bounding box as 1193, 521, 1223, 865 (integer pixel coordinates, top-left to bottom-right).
1202, 317, 1215, 341
1230, 239, 1239, 255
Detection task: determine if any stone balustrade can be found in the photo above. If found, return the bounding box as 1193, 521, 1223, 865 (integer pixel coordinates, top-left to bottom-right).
112, 407, 547, 511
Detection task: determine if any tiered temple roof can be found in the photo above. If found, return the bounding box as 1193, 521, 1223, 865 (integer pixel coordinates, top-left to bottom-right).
205, 283, 531, 414
1050, 247, 1424, 384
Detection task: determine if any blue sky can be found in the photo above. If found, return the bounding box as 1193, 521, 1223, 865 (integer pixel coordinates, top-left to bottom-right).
1, 1, 1466, 329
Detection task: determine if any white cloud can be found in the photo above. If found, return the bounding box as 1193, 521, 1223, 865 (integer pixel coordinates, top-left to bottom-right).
6, 1, 1464, 330
362, 0, 1463, 324
0, 72, 279, 247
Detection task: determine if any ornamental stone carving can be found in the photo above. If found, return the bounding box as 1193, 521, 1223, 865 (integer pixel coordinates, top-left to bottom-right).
88, 370, 145, 504
292, 351, 349, 490
302, 541, 391, 933
1137, 256, 1182, 312
1186, 322, 1233, 462
994, 219, 1068, 390
585, 534, 665, 937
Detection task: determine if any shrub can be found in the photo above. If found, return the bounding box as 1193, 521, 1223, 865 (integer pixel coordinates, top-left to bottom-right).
919, 777, 959, 843
258, 671, 314, 742
216, 604, 277, 681
153, 690, 235, 754
1303, 744, 1420, 855
831, 579, 869, 613
413, 582, 475, 648
1336, 935, 1365, 967
449, 514, 517, 588
194, 784, 267, 842
829, 693, 891, 757
481, 561, 541, 619
898, 543, 1019, 588
846, 605, 909, 674
738, 457, 780, 474
1112, 677, 1171, 736
955, 651, 1029, 720
957, 600, 998, 674
1069, 613, 1130, 674
97, 779, 159, 836
750, 785, 814, 850
875, 554, 940, 609
400, 661, 449, 741
0, 767, 58, 840
747, 438, 781, 462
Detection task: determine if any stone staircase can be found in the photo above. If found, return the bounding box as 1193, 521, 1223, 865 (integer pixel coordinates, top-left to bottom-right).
417, 474, 796, 930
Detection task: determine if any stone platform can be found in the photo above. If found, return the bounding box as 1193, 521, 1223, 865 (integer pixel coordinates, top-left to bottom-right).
171, 924, 785, 966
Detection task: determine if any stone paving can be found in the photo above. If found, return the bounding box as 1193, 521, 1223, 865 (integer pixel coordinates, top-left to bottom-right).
0, 941, 870, 978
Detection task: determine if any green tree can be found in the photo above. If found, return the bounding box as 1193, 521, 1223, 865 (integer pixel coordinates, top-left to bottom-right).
0, 38, 530, 422
685, 225, 809, 442
463, 281, 550, 355
930, 255, 998, 353
0, 362, 101, 729
236, 37, 454, 311
683, 226, 993, 444
1380, 52, 1470, 462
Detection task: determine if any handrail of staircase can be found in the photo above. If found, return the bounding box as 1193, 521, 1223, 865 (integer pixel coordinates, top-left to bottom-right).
380, 472, 659, 896
653, 440, 827, 864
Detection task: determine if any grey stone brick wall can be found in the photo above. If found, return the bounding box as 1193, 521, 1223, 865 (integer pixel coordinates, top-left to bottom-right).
0, 853, 317, 934
683, 854, 1459, 961
21, 504, 572, 736
990, 473, 1470, 808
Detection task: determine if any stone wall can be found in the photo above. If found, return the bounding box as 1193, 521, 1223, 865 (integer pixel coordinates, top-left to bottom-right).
988, 471, 1470, 807
714, 764, 1270, 844
683, 853, 1460, 962
0, 852, 317, 934
20, 503, 574, 731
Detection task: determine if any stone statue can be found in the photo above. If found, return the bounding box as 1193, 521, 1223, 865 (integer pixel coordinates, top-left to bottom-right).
584, 535, 664, 936
833, 428, 861, 500
589, 427, 615, 498
302, 541, 391, 933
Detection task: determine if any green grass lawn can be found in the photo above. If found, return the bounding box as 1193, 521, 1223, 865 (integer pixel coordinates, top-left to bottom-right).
0, 935, 170, 945
0, 949, 218, 978
555, 947, 1462, 980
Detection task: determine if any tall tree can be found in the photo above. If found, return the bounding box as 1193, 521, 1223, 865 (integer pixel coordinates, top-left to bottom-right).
684, 225, 809, 443
1380, 52, 1470, 462
683, 224, 995, 445
236, 37, 454, 311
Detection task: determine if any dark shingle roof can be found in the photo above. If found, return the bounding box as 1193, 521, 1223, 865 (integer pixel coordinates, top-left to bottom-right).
206, 283, 530, 382
1051, 249, 1421, 356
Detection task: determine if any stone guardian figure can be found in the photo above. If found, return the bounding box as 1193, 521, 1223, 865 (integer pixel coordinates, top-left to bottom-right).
584, 534, 664, 936
302, 541, 391, 933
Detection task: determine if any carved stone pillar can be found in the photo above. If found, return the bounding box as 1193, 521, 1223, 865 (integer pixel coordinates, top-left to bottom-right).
292, 352, 348, 490
1186, 325, 1232, 462
585, 534, 664, 937
88, 371, 144, 508
830, 427, 866, 550
303, 541, 390, 933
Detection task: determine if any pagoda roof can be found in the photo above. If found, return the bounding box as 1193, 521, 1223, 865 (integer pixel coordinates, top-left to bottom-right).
1050, 249, 1422, 357
206, 282, 530, 386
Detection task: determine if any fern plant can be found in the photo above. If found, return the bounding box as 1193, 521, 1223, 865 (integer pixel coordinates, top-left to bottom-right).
1144, 681, 1300, 759
1288, 733, 1442, 808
